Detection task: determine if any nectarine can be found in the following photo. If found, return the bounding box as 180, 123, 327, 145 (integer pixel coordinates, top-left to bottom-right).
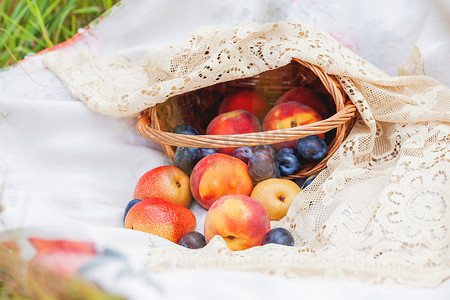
190, 153, 253, 210
206, 110, 261, 155
218, 90, 271, 120
274, 87, 328, 118
262, 102, 323, 150
204, 194, 270, 251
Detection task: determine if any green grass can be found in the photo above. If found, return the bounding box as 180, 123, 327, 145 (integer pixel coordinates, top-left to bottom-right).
0, 0, 120, 68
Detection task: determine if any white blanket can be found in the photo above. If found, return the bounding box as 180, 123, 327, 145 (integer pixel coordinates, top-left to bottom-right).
0, 0, 449, 299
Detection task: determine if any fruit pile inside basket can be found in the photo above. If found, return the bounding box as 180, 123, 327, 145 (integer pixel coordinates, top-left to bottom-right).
124, 87, 330, 251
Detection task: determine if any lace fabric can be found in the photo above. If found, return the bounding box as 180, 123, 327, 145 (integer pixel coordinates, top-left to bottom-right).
43, 22, 450, 287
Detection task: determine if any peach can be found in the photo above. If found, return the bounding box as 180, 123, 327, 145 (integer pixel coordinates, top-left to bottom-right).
274, 87, 328, 118
204, 194, 270, 251
190, 153, 253, 210
133, 165, 191, 208
218, 90, 271, 120
262, 102, 323, 150
206, 110, 261, 155
125, 197, 196, 243
250, 178, 301, 221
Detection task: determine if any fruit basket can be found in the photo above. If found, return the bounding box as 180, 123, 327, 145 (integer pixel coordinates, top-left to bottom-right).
136, 58, 357, 178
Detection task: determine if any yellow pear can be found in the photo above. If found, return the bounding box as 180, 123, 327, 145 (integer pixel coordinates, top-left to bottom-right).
250, 178, 301, 221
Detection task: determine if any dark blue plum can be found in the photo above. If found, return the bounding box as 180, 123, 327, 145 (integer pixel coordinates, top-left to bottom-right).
302, 175, 317, 189
295, 135, 328, 162
178, 231, 207, 249
277, 148, 301, 176
123, 199, 141, 222
248, 150, 280, 183
200, 148, 219, 158
173, 124, 199, 135
254, 145, 277, 159
174, 147, 202, 176
262, 228, 294, 246
292, 178, 306, 188
232, 147, 254, 164
278, 148, 295, 156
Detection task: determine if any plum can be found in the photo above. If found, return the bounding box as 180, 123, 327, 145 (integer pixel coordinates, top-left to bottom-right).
200, 148, 219, 158
232, 147, 254, 164
173, 124, 199, 135
295, 135, 328, 162
302, 175, 317, 189
248, 150, 280, 183
174, 147, 202, 176
292, 178, 306, 188
123, 199, 141, 222
178, 231, 207, 249
254, 145, 277, 159
262, 228, 294, 246
277, 148, 301, 176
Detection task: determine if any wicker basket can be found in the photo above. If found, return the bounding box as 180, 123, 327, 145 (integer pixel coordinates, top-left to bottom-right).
137, 58, 357, 178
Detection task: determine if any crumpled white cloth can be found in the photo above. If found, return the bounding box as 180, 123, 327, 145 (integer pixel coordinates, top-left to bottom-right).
0, 0, 449, 299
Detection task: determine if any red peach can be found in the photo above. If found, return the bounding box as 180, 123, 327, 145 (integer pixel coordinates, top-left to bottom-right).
133, 166, 192, 208
206, 110, 261, 155
125, 198, 196, 243
263, 102, 323, 150
204, 194, 271, 251
274, 87, 328, 118
218, 90, 271, 120
190, 153, 253, 210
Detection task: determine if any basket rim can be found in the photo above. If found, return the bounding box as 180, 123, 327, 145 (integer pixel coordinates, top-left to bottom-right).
137, 102, 356, 148
136, 58, 357, 178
